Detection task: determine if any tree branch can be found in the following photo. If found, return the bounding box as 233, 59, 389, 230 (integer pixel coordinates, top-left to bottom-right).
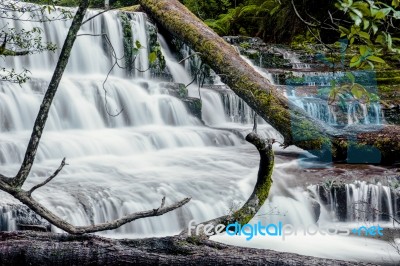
10, 0, 90, 188
183, 132, 274, 236
291, 0, 320, 27
178, 52, 201, 64
28, 158, 67, 196
11, 186, 190, 234
81, 9, 111, 25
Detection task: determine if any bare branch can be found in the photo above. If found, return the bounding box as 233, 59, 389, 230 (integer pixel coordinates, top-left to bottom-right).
28, 158, 67, 196
82, 9, 111, 25
158, 196, 166, 209
74, 197, 191, 234
291, 0, 319, 27
13, 187, 190, 234
178, 52, 201, 64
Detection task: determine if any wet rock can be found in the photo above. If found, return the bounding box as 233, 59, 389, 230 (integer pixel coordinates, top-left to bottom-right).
0, 203, 51, 232
182, 97, 202, 120
158, 82, 202, 120
159, 82, 188, 98
383, 105, 400, 125
309, 199, 321, 222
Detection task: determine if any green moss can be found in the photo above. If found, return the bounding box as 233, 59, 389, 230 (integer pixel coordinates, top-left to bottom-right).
119, 5, 141, 12
376, 77, 400, 86
376, 70, 400, 79
118, 13, 134, 75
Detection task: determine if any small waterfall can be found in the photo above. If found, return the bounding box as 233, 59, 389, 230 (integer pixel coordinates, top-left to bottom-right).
288, 88, 383, 126
127, 12, 150, 78
158, 34, 193, 86
309, 181, 399, 222
240, 55, 275, 85
275, 48, 311, 69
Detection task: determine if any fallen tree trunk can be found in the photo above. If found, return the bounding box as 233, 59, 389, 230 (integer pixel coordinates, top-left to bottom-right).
138, 0, 400, 165
0, 231, 376, 266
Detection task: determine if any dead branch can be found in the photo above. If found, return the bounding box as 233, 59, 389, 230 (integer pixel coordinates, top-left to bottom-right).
3, 179, 190, 234
28, 158, 67, 196
178, 52, 201, 64
290, 0, 319, 27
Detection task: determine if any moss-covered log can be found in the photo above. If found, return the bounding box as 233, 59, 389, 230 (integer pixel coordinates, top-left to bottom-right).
0, 231, 376, 265
138, 0, 400, 165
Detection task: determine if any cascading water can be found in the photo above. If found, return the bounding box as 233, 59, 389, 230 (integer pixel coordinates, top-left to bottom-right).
308, 180, 399, 223
1, 5, 399, 263
275, 48, 311, 70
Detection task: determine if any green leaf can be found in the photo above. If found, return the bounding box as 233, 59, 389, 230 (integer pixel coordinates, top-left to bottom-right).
350, 12, 362, 25
350, 7, 364, 18
346, 72, 356, 83
135, 40, 142, 49
339, 26, 350, 35
363, 19, 370, 30
359, 45, 368, 56
367, 55, 386, 63
375, 34, 385, 44
367, 60, 375, 69
358, 31, 370, 40
132, 47, 139, 55
149, 52, 157, 64
371, 23, 378, 34
374, 8, 390, 19
387, 33, 393, 50
353, 1, 371, 15
351, 86, 364, 99
350, 55, 361, 67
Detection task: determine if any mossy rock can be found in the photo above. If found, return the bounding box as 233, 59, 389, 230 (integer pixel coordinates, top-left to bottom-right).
182, 97, 202, 120
159, 82, 188, 98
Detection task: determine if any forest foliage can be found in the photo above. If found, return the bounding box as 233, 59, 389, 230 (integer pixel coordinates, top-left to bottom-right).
182, 0, 400, 69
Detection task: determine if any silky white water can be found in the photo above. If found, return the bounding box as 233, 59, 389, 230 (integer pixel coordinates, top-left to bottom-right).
0, 6, 399, 264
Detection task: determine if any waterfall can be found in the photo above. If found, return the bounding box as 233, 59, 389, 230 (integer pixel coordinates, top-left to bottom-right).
274, 48, 311, 69
0, 8, 256, 236
287, 83, 383, 126
309, 180, 399, 223
1, 5, 399, 263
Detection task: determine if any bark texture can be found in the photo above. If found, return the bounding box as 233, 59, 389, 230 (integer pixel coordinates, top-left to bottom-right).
0, 231, 377, 266
138, 0, 400, 164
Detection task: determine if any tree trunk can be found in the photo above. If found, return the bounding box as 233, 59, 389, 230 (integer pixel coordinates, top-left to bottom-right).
0, 231, 376, 265
138, 0, 400, 165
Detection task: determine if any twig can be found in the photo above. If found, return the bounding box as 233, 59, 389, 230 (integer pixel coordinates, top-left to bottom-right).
28, 158, 67, 196
178, 52, 201, 64
291, 0, 319, 27
82, 9, 111, 25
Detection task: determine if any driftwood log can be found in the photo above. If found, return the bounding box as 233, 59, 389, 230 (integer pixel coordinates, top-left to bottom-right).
0, 231, 376, 266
